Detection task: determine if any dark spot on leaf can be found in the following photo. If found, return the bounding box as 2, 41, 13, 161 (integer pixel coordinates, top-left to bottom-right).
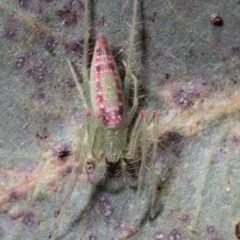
57, 148, 69, 159
232, 135, 240, 145
206, 225, 224, 240
148, 12, 157, 22
64, 0, 85, 12
53, 210, 60, 218
26, 59, 48, 83
168, 229, 181, 240
31, 90, 46, 101
236, 222, 240, 239
210, 14, 223, 26
57, 0, 85, 26
96, 194, 113, 217
57, 9, 77, 26
14, 56, 26, 70
230, 77, 238, 84
178, 214, 190, 222
206, 225, 217, 234
165, 73, 170, 80
61, 165, 73, 177
4, 28, 17, 41
66, 76, 79, 88
88, 235, 97, 240
231, 46, 240, 57
53, 141, 71, 161
173, 89, 192, 109
10, 191, 18, 201
22, 211, 36, 227
161, 131, 184, 157
36, 127, 48, 140
45, 37, 58, 52
95, 16, 106, 26
18, 0, 31, 9
65, 39, 83, 57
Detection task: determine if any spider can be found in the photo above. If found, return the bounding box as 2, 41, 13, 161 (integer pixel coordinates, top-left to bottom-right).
49, 0, 159, 239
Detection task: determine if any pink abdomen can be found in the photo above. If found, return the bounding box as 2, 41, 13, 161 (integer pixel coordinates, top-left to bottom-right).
90, 33, 126, 127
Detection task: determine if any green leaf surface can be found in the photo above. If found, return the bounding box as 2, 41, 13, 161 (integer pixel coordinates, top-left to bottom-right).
1, 0, 240, 240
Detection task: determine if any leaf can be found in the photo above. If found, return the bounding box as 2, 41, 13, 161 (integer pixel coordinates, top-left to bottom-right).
0, 0, 240, 239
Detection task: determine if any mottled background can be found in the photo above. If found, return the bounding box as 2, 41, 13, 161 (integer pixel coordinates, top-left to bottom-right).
1, 0, 240, 239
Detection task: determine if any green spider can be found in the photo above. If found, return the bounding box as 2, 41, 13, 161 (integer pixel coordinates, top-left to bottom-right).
49, 0, 159, 239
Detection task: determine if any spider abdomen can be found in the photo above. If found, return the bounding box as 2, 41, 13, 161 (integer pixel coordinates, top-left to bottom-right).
90, 33, 126, 127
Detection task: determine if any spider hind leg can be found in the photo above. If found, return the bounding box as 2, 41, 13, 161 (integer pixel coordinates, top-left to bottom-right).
118, 111, 160, 239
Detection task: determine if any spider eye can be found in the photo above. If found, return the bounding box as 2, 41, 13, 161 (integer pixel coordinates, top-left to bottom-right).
111, 154, 118, 161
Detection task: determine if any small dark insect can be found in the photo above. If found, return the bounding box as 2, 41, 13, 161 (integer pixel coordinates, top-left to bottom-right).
210, 14, 223, 26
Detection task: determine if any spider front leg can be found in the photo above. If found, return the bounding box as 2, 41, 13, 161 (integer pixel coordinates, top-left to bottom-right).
119, 111, 159, 239
48, 110, 92, 239
48, 107, 111, 239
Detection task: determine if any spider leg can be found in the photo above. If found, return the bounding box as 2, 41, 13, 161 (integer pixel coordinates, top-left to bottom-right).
150, 112, 159, 219
129, 110, 148, 236
48, 109, 108, 239
117, 110, 145, 239
48, 110, 91, 238
122, 0, 138, 125
124, 0, 138, 106
82, 0, 90, 88
67, 59, 89, 110
120, 61, 139, 184
123, 60, 139, 124
66, 0, 90, 110
120, 111, 159, 239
